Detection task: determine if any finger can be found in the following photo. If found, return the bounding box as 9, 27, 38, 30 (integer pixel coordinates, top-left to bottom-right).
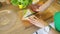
28, 16, 44, 28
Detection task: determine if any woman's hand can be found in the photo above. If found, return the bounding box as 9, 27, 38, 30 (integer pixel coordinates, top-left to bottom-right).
27, 15, 48, 28
27, 15, 59, 34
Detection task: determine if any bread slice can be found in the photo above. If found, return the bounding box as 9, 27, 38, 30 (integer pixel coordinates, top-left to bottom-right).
22, 9, 33, 20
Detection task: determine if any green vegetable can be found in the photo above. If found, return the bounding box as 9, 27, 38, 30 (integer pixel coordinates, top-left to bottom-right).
11, 0, 32, 9
11, 0, 19, 6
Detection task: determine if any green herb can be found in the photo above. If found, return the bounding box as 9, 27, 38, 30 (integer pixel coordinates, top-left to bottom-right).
11, 0, 19, 6
11, 0, 32, 9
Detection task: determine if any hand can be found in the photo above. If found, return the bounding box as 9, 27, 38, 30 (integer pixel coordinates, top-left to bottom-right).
36, 0, 54, 12
27, 15, 48, 28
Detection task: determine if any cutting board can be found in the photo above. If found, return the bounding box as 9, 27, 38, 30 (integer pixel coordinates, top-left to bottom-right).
0, 4, 38, 34
0, 1, 60, 34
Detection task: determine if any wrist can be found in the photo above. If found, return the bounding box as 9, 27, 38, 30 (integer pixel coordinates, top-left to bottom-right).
42, 25, 52, 33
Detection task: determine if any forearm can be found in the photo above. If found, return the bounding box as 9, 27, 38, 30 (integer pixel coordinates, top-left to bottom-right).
27, 15, 49, 28
48, 28, 59, 34
36, 0, 54, 12
28, 15, 59, 34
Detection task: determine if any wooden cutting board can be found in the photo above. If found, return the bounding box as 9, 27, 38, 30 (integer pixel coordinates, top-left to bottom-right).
0, 4, 38, 34
0, 1, 60, 34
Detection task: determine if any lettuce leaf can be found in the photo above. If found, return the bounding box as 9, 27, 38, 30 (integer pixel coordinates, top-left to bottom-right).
11, 0, 19, 6
11, 0, 32, 9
